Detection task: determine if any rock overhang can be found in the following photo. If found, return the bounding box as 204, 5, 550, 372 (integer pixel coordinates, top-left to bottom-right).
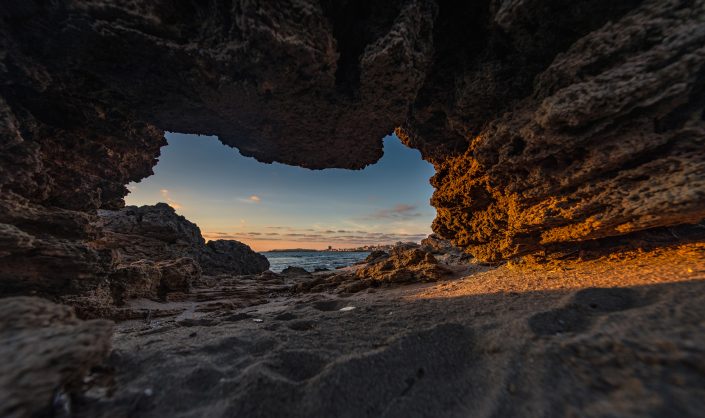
1, 0, 704, 268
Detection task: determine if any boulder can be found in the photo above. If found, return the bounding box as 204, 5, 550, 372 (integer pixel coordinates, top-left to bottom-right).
356, 246, 451, 284
364, 250, 390, 264
96, 203, 205, 264
281, 266, 312, 277
201, 240, 270, 275
420, 234, 472, 264
0, 297, 112, 418
157, 257, 201, 294
97, 204, 267, 276
420, 234, 455, 254
108, 260, 162, 304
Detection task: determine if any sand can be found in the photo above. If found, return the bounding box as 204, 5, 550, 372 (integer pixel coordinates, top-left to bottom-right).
75, 243, 705, 417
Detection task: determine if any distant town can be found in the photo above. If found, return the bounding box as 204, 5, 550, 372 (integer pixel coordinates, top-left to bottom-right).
267, 242, 418, 253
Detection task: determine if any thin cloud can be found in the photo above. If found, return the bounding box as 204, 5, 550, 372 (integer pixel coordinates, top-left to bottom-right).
203, 229, 429, 245
359, 204, 421, 221
238, 195, 262, 204
159, 189, 182, 209
203, 231, 282, 241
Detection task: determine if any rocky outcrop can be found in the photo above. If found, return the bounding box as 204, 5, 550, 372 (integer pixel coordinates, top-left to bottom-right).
424, 0, 705, 260
421, 233, 471, 264
98, 204, 268, 272
96, 203, 269, 302
202, 240, 271, 276
0, 0, 703, 307
281, 266, 313, 277
291, 245, 451, 294
363, 250, 391, 265
420, 234, 453, 254
0, 297, 112, 418
157, 257, 202, 294
97, 203, 203, 264
356, 245, 451, 283
0, 194, 112, 302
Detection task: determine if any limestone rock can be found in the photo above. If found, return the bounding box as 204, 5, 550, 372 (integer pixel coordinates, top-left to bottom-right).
201, 240, 270, 276
97, 203, 268, 278
281, 266, 313, 277
422, 0, 705, 260
356, 245, 451, 283
0, 1, 703, 304
108, 260, 162, 304
364, 250, 390, 264
420, 234, 454, 254
421, 234, 471, 264
0, 194, 111, 298
0, 297, 112, 418
93, 204, 267, 302
96, 203, 205, 263
157, 257, 201, 294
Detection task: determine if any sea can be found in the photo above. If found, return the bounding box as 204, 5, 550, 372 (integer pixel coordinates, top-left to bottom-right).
261, 251, 370, 273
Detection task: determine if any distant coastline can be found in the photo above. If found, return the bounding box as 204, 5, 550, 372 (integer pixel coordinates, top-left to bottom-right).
264, 241, 419, 253
265, 248, 320, 253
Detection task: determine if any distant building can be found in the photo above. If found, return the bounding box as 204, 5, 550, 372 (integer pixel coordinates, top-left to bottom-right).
327, 245, 332, 251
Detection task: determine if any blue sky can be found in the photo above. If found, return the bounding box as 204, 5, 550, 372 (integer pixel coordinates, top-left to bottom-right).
126, 132, 436, 250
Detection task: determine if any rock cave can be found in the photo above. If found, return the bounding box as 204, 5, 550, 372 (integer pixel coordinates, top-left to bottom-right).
1, 1, 704, 417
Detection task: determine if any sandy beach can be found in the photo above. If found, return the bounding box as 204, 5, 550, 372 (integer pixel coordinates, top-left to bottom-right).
70, 242, 705, 417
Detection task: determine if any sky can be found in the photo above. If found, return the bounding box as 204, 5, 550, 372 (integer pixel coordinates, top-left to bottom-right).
125, 132, 436, 251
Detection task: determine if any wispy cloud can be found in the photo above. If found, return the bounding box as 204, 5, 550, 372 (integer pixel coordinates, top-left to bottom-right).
359, 204, 421, 221
237, 195, 262, 204
159, 189, 182, 209
202, 229, 429, 246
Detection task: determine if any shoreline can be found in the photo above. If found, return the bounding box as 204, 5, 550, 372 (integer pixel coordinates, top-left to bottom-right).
262, 250, 371, 273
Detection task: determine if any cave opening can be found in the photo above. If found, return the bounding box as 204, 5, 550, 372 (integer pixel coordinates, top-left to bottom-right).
125, 132, 437, 253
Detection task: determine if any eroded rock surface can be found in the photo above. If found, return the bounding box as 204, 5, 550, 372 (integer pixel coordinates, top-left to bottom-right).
292, 244, 454, 294
98, 203, 268, 274
73, 244, 705, 418
202, 240, 271, 276
421, 233, 471, 264
425, 0, 705, 260
355, 245, 451, 283
0, 1, 702, 290
0, 297, 112, 418
96, 203, 268, 303
281, 266, 313, 278
2, 3, 705, 416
